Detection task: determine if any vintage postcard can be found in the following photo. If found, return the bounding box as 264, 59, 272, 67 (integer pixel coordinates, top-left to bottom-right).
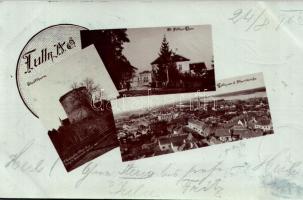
3, 1, 303, 200
113, 73, 273, 162
29, 45, 119, 172
80, 25, 215, 97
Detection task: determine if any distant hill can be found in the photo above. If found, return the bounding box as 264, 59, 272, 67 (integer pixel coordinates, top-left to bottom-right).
114, 87, 267, 119
214, 87, 266, 98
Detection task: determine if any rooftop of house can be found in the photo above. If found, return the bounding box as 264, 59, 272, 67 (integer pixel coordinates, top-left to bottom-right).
241, 129, 263, 138
224, 115, 253, 128
215, 128, 231, 137
171, 140, 186, 148
139, 70, 152, 74
233, 128, 251, 135
204, 126, 215, 134
188, 119, 206, 128
232, 124, 246, 130
210, 136, 223, 144
158, 134, 188, 145
170, 126, 183, 134
151, 54, 190, 65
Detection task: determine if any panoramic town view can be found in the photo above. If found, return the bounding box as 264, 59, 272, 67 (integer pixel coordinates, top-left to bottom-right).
114, 87, 274, 161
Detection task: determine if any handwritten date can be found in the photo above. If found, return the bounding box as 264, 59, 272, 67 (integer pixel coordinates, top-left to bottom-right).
229, 8, 303, 31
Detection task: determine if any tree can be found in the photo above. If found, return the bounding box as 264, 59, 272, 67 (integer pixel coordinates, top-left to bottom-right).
191, 63, 207, 76
81, 29, 137, 89
154, 35, 180, 87
153, 36, 172, 85
70, 78, 103, 109
159, 35, 172, 59
70, 82, 79, 89
81, 78, 100, 95
71, 78, 100, 97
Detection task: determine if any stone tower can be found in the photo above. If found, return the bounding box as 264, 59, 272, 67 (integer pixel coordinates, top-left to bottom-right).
59, 87, 95, 124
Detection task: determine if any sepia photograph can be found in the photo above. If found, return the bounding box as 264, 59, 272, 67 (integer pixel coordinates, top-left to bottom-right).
29, 45, 119, 171
80, 25, 215, 97
112, 73, 274, 162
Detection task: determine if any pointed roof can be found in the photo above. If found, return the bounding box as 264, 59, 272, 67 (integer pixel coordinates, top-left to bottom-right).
151, 54, 190, 65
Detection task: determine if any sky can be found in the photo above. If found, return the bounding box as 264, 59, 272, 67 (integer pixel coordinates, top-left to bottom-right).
122, 25, 214, 73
